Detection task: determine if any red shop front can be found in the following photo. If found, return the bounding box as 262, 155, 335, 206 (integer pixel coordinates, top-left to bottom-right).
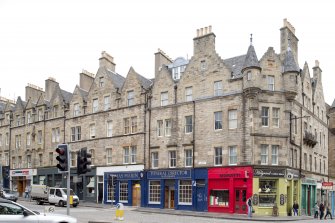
208, 166, 253, 214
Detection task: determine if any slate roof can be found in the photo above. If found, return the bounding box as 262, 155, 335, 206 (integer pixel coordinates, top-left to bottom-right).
332, 99, 335, 108
78, 87, 89, 100
283, 47, 300, 73
223, 55, 246, 78
137, 72, 152, 89
103, 67, 125, 89
61, 89, 73, 103
242, 45, 261, 72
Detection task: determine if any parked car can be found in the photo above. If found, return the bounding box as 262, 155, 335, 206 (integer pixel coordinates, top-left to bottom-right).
0, 188, 18, 202
0, 198, 77, 223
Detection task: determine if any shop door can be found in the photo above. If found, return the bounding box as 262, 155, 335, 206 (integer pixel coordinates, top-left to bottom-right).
132, 184, 141, 206
235, 189, 247, 214
196, 186, 206, 211
169, 189, 175, 209
307, 187, 311, 215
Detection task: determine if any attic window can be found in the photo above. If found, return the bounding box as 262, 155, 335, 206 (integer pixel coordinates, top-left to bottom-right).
99, 77, 104, 87
247, 71, 252, 81
200, 60, 206, 71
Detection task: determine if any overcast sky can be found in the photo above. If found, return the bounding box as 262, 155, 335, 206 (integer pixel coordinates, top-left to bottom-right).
0, 0, 334, 105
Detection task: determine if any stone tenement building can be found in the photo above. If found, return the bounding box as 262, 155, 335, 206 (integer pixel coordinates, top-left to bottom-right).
0, 19, 332, 216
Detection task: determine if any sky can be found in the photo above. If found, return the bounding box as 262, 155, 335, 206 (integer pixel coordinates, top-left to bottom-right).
0, 0, 334, 105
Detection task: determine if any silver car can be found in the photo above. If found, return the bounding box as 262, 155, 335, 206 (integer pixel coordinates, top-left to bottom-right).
0, 188, 18, 202
0, 198, 77, 223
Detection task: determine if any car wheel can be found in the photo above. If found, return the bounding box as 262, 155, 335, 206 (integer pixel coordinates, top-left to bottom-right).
73, 204, 78, 207
58, 200, 65, 207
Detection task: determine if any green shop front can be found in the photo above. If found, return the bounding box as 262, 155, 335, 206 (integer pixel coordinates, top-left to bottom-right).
252, 167, 300, 216
301, 178, 317, 216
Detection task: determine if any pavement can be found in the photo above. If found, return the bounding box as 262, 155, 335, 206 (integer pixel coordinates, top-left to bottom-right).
78, 201, 314, 222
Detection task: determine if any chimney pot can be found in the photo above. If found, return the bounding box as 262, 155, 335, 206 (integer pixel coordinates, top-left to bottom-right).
209, 25, 212, 33
205, 27, 208, 34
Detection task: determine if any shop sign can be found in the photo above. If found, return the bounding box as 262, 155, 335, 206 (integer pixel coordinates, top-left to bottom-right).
147, 169, 191, 179
10, 169, 37, 176
322, 182, 333, 190
302, 178, 317, 185
109, 172, 140, 180
286, 169, 299, 179
253, 168, 285, 177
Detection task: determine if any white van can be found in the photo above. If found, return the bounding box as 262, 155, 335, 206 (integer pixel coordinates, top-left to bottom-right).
48, 188, 79, 207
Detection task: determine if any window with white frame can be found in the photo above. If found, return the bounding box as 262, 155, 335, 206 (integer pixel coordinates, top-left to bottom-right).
119, 182, 128, 202
26, 133, 31, 147
228, 110, 237, 129
178, 180, 192, 205
124, 118, 130, 134
149, 181, 161, 204
131, 146, 137, 164
12, 157, 16, 169
49, 152, 53, 166
37, 130, 42, 144
173, 67, 180, 80
38, 108, 44, 121
104, 95, 110, 111
309, 154, 312, 172
161, 91, 168, 106
214, 111, 222, 130
53, 105, 59, 118
106, 148, 112, 164
71, 126, 81, 141
27, 111, 32, 124
107, 121, 113, 137
303, 153, 307, 170
92, 99, 99, 113
165, 119, 171, 136
185, 87, 193, 102
271, 145, 279, 165
294, 150, 297, 168
90, 124, 96, 139
123, 147, 130, 164
131, 116, 137, 133
261, 144, 269, 165
127, 90, 134, 106
157, 120, 163, 136
18, 156, 22, 168
74, 103, 80, 116
185, 149, 193, 167
151, 152, 158, 168
52, 128, 60, 143
16, 115, 21, 126
247, 71, 252, 80
214, 147, 222, 166
229, 146, 237, 165
0, 134, 2, 147
15, 135, 21, 149
27, 155, 32, 168
267, 76, 274, 91
214, 81, 223, 96
169, 150, 176, 168
5, 153, 9, 166
185, 115, 193, 133
71, 152, 76, 167
272, 108, 280, 127
261, 107, 269, 127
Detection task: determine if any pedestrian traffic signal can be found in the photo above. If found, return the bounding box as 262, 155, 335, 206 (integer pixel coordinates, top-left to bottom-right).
56, 144, 69, 172
77, 147, 92, 175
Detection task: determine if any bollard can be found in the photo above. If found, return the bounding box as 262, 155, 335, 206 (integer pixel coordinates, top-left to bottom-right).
115, 203, 124, 221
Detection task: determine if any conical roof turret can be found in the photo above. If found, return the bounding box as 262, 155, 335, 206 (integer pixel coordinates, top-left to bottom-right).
241, 34, 261, 73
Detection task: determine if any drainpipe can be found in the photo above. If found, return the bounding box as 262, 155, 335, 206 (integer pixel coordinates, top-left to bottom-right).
192, 101, 195, 168
8, 112, 12, 190
148, 96, 152, 169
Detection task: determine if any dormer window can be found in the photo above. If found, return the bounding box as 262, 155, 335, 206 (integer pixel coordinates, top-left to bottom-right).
92, 99, 99, 113
267, 76, 275, 91
16, 115, 21, 126
38, 109, 44, 121
247, 71, 252, 81
74, 103, 80, 116
27, 111, 32, 124
200, 60, 206, 70
127, 90, 134, 106
53, 105, 59, 118
173, 67, 180, 80
99, 77, 104, 88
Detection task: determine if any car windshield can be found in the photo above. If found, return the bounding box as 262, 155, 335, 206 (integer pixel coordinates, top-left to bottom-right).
62, 189, 75, 195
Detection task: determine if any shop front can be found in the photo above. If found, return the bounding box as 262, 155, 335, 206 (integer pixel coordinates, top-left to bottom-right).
10, 168, 37, 197
208, 166, 253, 214
143, 168, 207, 211
252, 167, 299, 216
301, 178, 317, 216
103, 171, 142, 206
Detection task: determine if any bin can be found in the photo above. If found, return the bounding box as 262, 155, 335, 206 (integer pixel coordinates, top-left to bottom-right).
115, 203, 124, 220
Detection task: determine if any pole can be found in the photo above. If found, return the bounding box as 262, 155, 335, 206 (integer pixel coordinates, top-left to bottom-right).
66, 145, 70, 215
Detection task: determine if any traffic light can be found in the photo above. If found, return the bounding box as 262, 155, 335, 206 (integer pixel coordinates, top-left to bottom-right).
109, 175, 117, 186
77, 147, 92, 175
55, 144, 69, 172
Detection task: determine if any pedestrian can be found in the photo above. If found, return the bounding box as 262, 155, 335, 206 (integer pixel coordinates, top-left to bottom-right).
319, 202, 325, 220
314, 202, 319, 218
292, 201, 299, 216
324, 203, 333, 220
246, 196, 253, 217
24, 186, 29, 199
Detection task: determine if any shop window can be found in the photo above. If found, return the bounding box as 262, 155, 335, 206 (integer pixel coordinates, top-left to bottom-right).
119, 182, 128, 202
86, 176, 95, 198
178, 180, 192, 205
258, 180, 277, 207
107, 181, 115, 202
149, 181, 161, 204
209, 189, 229, 207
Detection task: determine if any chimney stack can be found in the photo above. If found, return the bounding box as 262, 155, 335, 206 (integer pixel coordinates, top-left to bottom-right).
99, 51, 116, 71
193, 25, 215, 55
280, 18, 299, 64
154, 48, 173, 77
79, 69, 95, 92
45, 77, 59, 101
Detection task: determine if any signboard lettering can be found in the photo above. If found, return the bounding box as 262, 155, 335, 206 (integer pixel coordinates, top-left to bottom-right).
253, 169, 285, 177
147, 170, 191, 179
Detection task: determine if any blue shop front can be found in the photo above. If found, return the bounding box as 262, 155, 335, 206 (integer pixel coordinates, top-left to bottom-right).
143, 168, 208, 212
103, 171, 143, 206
